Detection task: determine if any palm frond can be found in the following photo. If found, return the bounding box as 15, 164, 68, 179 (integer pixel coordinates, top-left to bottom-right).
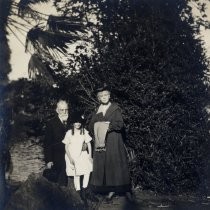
28, 54, 55, 86
17, 0, 49, 17
47, 15, 85, 33
25, 26, 80, 54
18, 0, 49, 8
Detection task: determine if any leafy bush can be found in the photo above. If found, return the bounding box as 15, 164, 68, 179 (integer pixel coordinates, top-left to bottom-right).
64, 0, 210, 193
10, 0, 210, 194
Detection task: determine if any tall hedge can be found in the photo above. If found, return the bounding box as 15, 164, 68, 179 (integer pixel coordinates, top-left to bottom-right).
64, 0, 210, 193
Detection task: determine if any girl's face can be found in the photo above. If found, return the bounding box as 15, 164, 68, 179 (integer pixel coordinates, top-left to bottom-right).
97, 90, 110, 104
74, 122, 81, 129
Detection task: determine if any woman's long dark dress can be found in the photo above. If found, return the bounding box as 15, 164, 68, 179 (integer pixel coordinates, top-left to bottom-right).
89, 102, 130, 192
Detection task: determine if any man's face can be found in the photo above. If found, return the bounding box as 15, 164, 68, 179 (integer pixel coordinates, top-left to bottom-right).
97, 90, 110, 104
56, 101, 69, 121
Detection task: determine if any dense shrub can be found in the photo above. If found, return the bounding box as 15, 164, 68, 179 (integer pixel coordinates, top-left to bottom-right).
64, 0, 210, 193
8, 0, 210, 194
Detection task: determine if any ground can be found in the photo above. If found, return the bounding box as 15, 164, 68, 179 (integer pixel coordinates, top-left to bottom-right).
6, 137, 210, 210
96, 190, 210, 210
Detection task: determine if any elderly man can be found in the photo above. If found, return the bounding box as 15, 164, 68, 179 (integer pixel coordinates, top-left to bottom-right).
43, 99, 69, 186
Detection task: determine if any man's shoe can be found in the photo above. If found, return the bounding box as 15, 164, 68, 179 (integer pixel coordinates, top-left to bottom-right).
125, 191, 134, 203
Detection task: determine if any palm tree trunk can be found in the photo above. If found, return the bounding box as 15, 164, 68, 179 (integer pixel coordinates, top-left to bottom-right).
0, 0, 12, 208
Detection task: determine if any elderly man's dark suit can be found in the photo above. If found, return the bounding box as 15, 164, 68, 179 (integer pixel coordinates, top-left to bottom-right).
44, 114, 68, 186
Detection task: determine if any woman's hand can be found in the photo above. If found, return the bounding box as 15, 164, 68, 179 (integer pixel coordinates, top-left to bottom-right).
46, 162, 53, 169
82, 142, 88, 151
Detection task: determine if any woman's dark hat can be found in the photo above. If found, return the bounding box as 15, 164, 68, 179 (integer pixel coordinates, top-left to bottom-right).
95, 83, 110, 94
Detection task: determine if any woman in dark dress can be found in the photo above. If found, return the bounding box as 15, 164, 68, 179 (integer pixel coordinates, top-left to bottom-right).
88, 84, 132, 201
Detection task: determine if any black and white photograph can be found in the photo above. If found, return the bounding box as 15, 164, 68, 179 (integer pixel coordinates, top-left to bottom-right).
1, 0, 210, 209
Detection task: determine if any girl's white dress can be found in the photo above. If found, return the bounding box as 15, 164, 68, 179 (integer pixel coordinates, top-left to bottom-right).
62, 129, 93, 176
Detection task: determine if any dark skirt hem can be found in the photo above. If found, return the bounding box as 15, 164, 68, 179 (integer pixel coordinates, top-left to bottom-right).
90, 184, 131, 193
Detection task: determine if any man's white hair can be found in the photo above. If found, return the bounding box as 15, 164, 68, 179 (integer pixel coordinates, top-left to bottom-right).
56, 100, 68, 108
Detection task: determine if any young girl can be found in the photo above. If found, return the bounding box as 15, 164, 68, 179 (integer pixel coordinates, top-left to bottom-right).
62, 113, 93, 202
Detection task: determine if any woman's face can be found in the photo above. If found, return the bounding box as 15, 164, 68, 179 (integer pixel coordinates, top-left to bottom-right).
97, 90, 110, 104
74, 122, 81, 129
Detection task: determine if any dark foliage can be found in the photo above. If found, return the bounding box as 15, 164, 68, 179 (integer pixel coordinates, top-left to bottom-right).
28, 54, 56, 86
47, 15, 85, 33
18, 0, 49, 15
62, 0, 210, 194
0, 0, 12, 207
7, 80, 57, 141
6, 79, 82, 144
0, 0, 12, 82
26, 26, 80, 54
9, 0, 210, 195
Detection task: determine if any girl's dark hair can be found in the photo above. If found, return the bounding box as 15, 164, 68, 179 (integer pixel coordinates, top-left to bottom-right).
71, 111, 85, 135
71, 124, 85, 135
